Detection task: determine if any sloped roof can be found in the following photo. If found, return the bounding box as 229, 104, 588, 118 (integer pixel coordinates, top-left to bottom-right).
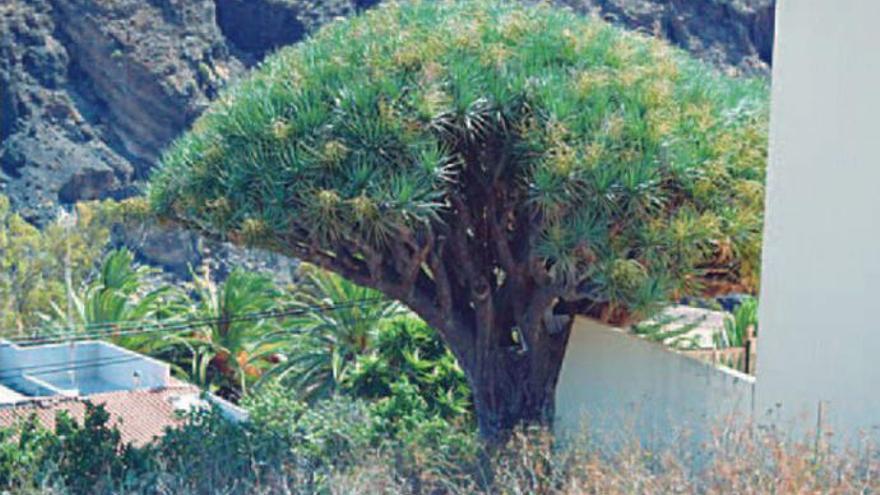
0, 380, 201, 446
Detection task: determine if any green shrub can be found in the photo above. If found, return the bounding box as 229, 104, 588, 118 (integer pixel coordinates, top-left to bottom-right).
244, 386, 376, 480
0, 416, 57, 491
50, 404, 154, 494
0, 196, 116, 335
345, 314, 472, 423
716, 295, 758, 348
0, 404, 155, 495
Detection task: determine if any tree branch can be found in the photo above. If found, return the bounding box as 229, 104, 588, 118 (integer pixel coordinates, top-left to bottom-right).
487, 189, 522, 287
428, 239, 453, 315
447, 192, 482, 286
284, 241, 375, 289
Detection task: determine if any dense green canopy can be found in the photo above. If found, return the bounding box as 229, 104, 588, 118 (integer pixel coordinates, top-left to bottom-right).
151, 0, 767, 436
152, 0, 766, 318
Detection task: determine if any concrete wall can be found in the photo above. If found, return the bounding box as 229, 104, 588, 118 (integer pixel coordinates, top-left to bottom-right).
1, 341, 100, 372
205, 394, 251, 423
555, 318, 754, 452
0, 340, 169, 400
755, 0, 880, 442
94, 342, 169, 390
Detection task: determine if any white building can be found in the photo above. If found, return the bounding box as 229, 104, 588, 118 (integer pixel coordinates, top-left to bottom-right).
0, 340, 170, 403
0, 340, 246, 445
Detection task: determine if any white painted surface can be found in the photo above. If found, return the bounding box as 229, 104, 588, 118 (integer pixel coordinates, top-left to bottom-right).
0, 384, 25, 404
205, 393, 251, 422
0, 340, 170, 403
755, 0, 880, 441
555, 318, 754, 451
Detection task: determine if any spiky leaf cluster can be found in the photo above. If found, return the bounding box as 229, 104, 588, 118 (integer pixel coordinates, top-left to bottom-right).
151, 0, 767, 320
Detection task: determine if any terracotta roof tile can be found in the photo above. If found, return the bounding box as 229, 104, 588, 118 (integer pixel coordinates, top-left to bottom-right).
0, 382, 202, 446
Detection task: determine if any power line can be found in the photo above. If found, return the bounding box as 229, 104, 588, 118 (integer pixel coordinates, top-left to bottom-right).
3, 299, 386, 346
7, 300, 334, 338
30, 355, 143, 378
0, 309, 393, 380
5, 315, 152, 340
0, 299, 388, 385
0, 355, 146, 381
2, 297, 389, 339
7, 298, 383, 344
0, 313, 393, 385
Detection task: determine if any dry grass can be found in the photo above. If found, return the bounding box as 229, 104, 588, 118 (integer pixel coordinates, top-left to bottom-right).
328, 424, 879, 494
5, 412, 876, 494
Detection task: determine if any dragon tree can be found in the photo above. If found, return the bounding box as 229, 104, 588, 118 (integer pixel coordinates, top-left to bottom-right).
150, 0, 768, 441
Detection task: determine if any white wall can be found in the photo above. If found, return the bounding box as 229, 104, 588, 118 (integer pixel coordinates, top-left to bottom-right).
95, 342, 169, 390
755, 0, 880, 442
1, 341, 100, 372
555, 318, 754, 452
0, 340, 170, 400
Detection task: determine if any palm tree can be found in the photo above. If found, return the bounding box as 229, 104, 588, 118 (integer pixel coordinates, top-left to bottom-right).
179, 266, 281, 400
43, 249, 179, 353
260, 265, 402, 402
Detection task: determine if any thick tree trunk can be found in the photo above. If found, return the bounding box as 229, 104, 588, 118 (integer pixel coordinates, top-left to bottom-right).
282, 164, 580, 444
464, 318, 572, 444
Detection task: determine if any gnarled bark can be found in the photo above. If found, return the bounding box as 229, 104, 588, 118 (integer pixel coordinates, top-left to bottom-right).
275, 141, 580, 443
468, 316, 572, 442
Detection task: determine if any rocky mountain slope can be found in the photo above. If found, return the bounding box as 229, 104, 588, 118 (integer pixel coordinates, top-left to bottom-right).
562, 0, 774, 71
1, 0, 774, 226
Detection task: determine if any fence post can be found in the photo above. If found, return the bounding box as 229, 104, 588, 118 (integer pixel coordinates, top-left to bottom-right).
744, 325, 756, 374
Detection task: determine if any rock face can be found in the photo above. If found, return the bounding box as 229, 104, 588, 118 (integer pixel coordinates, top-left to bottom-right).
0, 0, 239, 223
0, 0, 376, 224
1, 0, 774, 227
51, 0, 238, 172
0, 0, 133, 223
560, 0, 775, 75
115, 219, 299, 281
215, 0, 354, 63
